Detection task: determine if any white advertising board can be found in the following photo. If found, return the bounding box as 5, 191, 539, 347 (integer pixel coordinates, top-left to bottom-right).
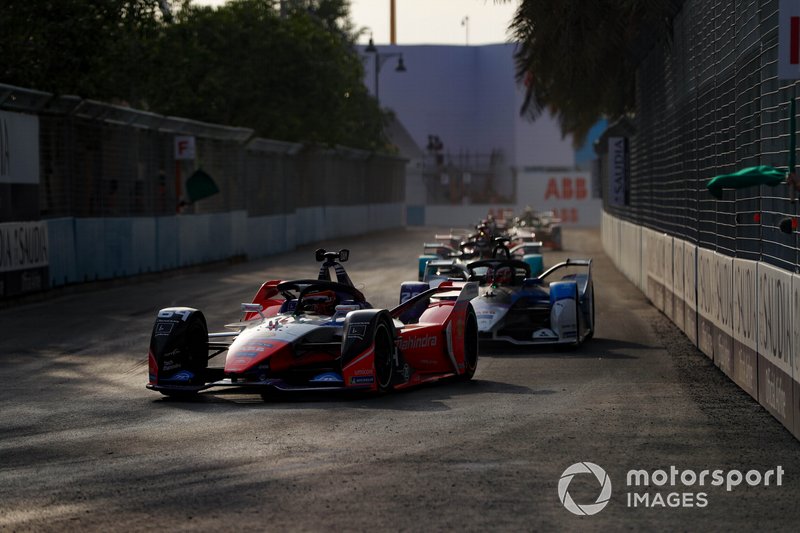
733, 258, 758, 351
757, 262, 793, 376
517, 172, 602, 227
0, 110, 39, 184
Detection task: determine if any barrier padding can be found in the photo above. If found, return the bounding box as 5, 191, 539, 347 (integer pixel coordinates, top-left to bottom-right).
46, 218, 77, 286
602, 210, 798, 441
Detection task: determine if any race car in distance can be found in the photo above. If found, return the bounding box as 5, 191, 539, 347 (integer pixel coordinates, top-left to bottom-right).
421, 258, 470, 288
147, 249, 479, 399
468, 257, 594, 346
511, 207, 563, 251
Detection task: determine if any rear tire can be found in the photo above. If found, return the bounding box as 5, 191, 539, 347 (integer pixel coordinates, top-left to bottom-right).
373, 322, 395, 392
458, 307, 479, 381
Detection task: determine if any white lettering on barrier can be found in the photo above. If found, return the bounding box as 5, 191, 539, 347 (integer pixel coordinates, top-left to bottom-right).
0, 221, 49, 273
714, 253, 733, 335
757, 263, 792, 376
734, 259, 758, 350
697, 248, 714, 321
793, 273, 800, 383
734, 342, 756, 393
765, 366, 789, 419
683, 244, 698, 345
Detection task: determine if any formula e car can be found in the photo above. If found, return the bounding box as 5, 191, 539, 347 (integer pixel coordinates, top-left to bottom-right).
468, 257, 594, 346
147, 249, 479, 399
512, 208, 563, 251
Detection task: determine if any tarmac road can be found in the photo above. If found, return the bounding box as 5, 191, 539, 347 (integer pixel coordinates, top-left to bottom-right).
1, 227, 798, 531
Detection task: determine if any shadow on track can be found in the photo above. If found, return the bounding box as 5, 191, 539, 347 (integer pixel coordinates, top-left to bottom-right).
479, 336, 646, 359
150, 378, 554, 412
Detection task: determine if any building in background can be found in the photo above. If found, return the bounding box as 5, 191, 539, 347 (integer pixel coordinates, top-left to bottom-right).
365, 43, 602, 227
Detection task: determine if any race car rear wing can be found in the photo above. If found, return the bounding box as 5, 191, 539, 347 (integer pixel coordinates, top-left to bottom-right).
390, 281, 478, 320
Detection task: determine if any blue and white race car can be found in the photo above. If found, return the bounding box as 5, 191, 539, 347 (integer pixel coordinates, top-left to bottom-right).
467, 257, 594, 346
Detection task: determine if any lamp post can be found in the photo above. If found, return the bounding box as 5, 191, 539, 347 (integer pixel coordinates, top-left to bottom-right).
365, 36, 406, 107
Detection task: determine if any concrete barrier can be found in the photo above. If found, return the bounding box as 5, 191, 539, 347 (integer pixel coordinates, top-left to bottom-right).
757, 262, 794, 431
713, 252, 734, 377
672, 238, 685, 333
733, 258, 758, 399
683, 242, 697, 346
37, 204, 402, 293
696, 247, 715, 359
601, 210, 800, 440
793, 272, 800, 440
46, 218, 77, 287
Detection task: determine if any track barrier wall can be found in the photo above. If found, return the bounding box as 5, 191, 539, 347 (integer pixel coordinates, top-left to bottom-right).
603, 211, 800, 440
597, 0, 800, 440
0, 84, 406, 298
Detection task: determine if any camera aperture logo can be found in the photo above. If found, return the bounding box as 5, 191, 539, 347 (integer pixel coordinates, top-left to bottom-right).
558, 462, 785, 515
558, 462, 612, 516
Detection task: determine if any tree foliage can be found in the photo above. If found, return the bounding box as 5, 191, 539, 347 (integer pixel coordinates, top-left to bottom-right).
0, 0, 386, 151
503, 0, 680, 144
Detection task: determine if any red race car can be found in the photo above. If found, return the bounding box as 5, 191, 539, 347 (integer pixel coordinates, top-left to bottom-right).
147, 249, 479, 400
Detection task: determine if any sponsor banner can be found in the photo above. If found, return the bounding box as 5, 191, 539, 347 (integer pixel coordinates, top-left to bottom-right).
757, 262, 792, 377
0, 221, 49, 274
734, 341, 758, 399
713, 253, 734, 335
793, 273, 800, 439
0, 111, 39, 185
0, 266, 48, 298
607, 136, 628, 206
698, 316, 715, 360
683, 243, 697, 345
758, 354, 794, 430
714, 327, 734, 377
516, 171, 602, 227
733, 259, 758, 351
696, 248, 715, 358
793, 272, 800, 382
644, 229, 664, 310
696, 248, 714, 322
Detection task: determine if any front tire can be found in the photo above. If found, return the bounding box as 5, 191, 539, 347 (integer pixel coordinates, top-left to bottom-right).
458, 307, 478, 381
584, 284, 595, 341
373, 322, 395, 392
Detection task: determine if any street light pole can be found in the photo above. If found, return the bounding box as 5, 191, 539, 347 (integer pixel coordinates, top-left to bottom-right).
365, 37, 406, 107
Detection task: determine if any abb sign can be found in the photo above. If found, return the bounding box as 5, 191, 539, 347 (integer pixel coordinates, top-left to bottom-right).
544, 177, 588, 200
518, 171, 601, 227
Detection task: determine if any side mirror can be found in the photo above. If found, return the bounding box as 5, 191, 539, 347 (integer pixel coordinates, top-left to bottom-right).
338, 249, 349, 262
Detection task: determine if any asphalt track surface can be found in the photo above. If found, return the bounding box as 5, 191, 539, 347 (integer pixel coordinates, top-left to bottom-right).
1, 227, 799, 532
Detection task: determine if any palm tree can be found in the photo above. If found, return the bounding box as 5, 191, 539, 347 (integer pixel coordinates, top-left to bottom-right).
501, 0, 680, 144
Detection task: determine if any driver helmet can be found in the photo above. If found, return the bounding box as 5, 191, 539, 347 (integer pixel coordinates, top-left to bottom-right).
494, 266, 513, 285
303, 290, 338, 315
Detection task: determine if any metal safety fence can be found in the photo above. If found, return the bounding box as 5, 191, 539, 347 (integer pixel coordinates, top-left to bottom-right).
597, 0, 800, 273
0, 83, 405, 222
